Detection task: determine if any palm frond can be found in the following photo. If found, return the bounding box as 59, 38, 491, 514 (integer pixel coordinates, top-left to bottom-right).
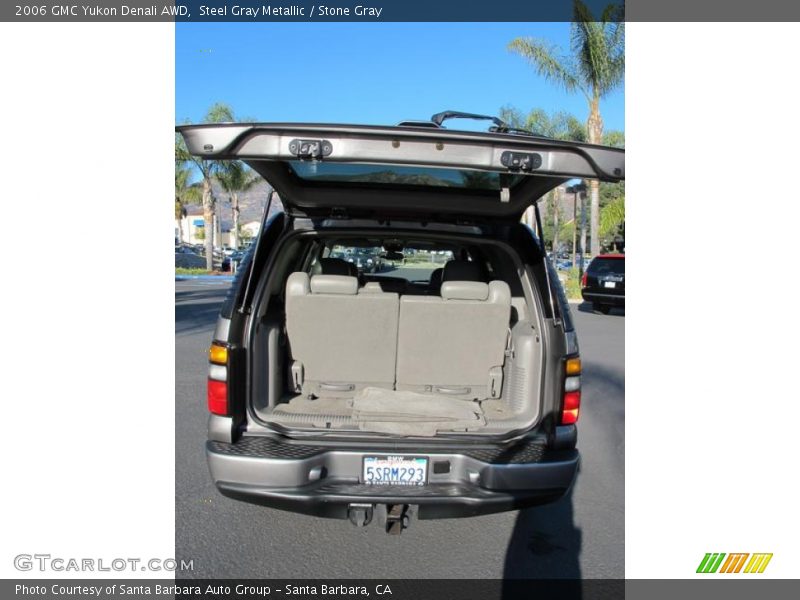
239, 169, 261, 192
508, 37, 586, 98
216, 160, 261, 194
601, 2, 624, 23
552, 111, 588, 142
600, 196, 625, 237
175, 163, 202, 207
204, 102, 235, 123
571, 2, 625, 98
525, 108, 553, 136
602, 129, 625, 148
498, 105, 527, 129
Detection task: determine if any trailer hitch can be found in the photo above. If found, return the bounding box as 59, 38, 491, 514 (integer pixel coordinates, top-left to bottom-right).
384, 504, 411, 535
347, 503, 412, 533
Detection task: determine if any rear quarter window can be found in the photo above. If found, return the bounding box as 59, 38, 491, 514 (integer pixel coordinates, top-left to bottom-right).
588, 257, 625, 275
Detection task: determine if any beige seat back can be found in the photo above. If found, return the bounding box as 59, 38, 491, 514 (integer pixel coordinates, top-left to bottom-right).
285, 272, 399, 397
395, 280, 511, 399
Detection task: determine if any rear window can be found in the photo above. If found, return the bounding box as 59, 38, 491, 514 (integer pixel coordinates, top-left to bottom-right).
327, 244, 455, 282
290, 162, 525, 191
588, 257, 625, 275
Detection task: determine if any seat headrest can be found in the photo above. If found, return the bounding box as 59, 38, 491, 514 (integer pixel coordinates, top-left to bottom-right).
440, 280, 512, 303
441, 281, 489, 301
316, 258, 358, 277
286, 272, 311, 296
442, 260, 487, 283
309, 274, 358, 295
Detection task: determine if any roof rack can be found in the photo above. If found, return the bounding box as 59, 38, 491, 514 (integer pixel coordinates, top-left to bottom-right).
428, 110, 554, 140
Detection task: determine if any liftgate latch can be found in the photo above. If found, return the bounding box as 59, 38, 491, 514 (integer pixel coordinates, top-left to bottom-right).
500, 151, 542, 172
288, 139, 333, 160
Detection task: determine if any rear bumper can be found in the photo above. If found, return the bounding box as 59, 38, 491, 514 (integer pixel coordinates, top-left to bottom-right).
206, 436, 579, 520
581, 290, 625, 306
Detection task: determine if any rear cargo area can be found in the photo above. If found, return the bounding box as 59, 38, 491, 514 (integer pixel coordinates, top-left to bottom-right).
248, 236, 545, 437
274, 388, 488, 436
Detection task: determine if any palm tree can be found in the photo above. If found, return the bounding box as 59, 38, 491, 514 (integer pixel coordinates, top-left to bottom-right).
508, 1, 624, 256
175, 102, 236, 270
216, 161, 260, 250
499, 106, 588, 245
175, 163, 201, 244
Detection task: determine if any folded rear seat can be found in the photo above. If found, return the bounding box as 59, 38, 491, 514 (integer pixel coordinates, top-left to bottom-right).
395, 261, 512, 400
285, 272, 399, 397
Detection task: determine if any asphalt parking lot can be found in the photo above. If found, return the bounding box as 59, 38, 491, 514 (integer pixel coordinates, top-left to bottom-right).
175, 279, 624, 579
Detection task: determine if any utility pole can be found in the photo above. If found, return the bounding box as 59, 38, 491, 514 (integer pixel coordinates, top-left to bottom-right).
579, 186, 588, 280
568, 182, 587, 270
565, 182, 587, 277
552, 186, 560, 255
571, 187, 578, 268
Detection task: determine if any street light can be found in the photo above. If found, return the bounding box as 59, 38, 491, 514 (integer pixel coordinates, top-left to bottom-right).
567, 182, 587, 278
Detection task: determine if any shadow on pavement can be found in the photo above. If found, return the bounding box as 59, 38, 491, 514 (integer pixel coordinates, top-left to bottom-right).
575, 301, 625, 317
502, 490, 582, 588
581, 361, 625, 401
175, 288, 231, 303
175, 302, 224, 335
175, 284, 229, 336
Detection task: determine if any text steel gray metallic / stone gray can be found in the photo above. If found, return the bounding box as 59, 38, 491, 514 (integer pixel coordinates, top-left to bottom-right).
5, 0, 800, 22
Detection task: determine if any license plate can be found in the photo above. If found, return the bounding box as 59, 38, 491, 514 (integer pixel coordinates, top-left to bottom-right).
603, 281, 616, 288
362, 456, 428, 486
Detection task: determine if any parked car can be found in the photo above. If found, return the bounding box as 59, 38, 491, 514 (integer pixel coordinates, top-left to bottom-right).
581, 254, 625, 314
221, 250, 246, 272
175, 251, 206, 269
177, 113, 624, 532
176, 243, 202, 255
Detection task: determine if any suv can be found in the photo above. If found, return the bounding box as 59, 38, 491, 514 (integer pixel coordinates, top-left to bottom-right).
178, 113, 624, 532
581, 254, 625, 314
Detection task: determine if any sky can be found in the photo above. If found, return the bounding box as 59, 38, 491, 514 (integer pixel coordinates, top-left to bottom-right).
175, 22, 624, 132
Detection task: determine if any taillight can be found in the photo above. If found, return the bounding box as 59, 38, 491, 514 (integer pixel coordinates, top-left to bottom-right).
581, 272, 588, 287
208, 342, 229, 415
207, 379, 228, 415
561, 357, 582, 424
562, 391, 581, 424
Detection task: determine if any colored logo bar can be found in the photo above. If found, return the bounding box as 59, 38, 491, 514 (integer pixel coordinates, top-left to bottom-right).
697, 553, 773, 574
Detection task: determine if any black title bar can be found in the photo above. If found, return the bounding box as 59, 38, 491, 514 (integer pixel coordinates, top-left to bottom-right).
5, 0, 800, 22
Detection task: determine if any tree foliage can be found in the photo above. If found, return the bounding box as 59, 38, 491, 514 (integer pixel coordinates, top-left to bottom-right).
508, 2, 624, 104
174, 102, 239, 268
508, 1, 624, 256
216, 161, 259, 196
599, 180, 625, 240
499, 104, 623, 148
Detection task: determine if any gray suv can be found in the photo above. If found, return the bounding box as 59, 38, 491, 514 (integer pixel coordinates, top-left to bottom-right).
177, 113, 624, 533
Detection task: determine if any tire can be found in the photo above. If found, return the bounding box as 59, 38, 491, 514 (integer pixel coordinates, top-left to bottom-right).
594, 303, 611, 314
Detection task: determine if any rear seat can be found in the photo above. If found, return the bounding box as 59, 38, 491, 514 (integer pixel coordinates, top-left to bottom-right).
284, 260, 512, 401
285, 272, 399, 397
395, 261, 511, 399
